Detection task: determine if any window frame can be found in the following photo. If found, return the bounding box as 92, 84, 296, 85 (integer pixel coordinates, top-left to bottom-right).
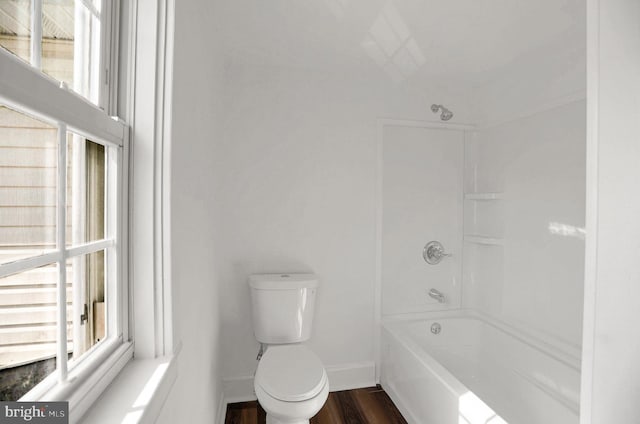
2, 0, 176, 419
0, 0, 132, 416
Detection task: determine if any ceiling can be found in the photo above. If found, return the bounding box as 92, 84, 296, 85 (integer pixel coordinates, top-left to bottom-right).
0, 0, 586, 88
218, 0, 585, 86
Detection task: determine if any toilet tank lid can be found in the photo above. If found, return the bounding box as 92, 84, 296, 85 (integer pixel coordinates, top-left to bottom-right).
249, 273, 318, 290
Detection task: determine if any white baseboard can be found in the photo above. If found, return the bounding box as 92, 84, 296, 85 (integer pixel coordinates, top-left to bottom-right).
222, 375, 256, 403
326, 361, 376, 392
222, 361, 376, 404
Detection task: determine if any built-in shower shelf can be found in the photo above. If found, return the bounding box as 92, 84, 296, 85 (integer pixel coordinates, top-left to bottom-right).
464, 192, 504, 200
464, 235, 504, 246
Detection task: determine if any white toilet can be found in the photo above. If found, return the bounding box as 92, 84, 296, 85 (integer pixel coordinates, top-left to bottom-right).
249, 273, 329, 424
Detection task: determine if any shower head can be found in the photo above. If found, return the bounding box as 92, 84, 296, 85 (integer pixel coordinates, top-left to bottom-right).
431, 104, 454, 121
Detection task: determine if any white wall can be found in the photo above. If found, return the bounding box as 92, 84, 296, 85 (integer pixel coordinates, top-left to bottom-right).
382, 125, 464, 315
581, 0, 640, 422
471, 31, 586, 127
213, 62, 468, 394
463, 100, 586, 350
156, 0, 227, 422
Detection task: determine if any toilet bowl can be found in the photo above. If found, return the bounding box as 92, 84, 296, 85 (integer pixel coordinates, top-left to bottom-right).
254, 345, 329, 424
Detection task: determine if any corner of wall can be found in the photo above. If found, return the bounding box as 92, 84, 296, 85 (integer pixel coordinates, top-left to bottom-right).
216, 390, 227, 424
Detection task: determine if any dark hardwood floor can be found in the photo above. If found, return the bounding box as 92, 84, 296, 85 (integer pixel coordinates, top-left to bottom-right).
225, 386, 407, 424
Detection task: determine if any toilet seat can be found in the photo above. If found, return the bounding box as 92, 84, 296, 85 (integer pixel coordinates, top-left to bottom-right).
255, 345, 328, 402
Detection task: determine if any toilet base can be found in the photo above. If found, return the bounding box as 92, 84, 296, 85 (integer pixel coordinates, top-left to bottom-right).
266, 415, 308, 424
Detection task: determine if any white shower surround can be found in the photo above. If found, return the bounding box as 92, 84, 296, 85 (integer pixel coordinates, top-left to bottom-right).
380, 313, 580, 424
376, 100, 585, 423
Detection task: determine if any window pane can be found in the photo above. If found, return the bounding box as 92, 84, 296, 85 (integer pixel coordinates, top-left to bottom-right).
67, 134, 105, 246
68, 250, 105, 365
0, 105, 58, 265
0, 0, 31, 63
42, 0, 101, 104
41, 0, 74, 86
0, 263, 69, 400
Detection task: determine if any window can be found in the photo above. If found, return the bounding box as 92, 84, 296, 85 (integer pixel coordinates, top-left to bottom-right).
0, 0, 128, 411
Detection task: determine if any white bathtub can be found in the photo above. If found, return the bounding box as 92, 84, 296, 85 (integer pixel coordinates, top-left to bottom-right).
380, 314, 580, 424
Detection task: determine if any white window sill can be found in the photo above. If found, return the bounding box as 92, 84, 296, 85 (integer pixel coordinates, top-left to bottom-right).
78, 354, 178, 424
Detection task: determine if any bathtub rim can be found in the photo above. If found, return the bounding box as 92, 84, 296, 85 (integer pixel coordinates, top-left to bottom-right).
381, 308, 581, 371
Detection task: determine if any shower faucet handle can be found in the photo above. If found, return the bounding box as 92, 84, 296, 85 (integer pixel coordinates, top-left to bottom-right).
423, 241, 452, 265
428, 288, 446, 303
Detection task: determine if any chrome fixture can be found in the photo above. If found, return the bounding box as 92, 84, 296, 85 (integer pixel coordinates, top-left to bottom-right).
256, 343, 266, 360
428, 288, 446, 303
431, 104, 453, 121
423, 241, 452, 265
431, 322, 442, 335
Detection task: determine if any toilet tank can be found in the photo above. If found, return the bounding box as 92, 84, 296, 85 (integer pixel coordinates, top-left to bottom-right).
249, 273, 318, 344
